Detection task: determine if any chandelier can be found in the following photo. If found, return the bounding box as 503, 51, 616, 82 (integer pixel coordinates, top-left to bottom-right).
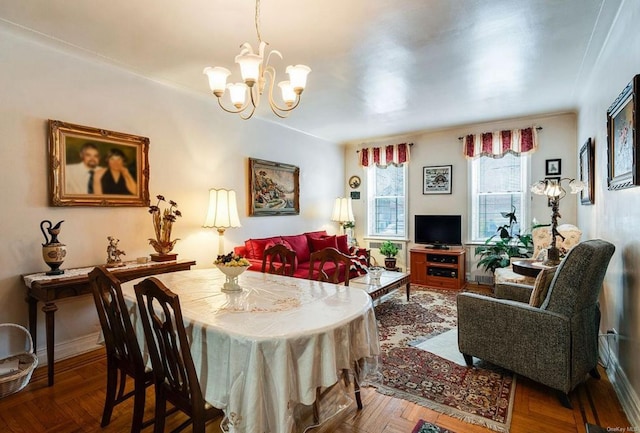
202, 0, 311, 120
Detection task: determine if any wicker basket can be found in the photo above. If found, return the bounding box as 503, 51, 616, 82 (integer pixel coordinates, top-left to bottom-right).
0, 324, 38, 399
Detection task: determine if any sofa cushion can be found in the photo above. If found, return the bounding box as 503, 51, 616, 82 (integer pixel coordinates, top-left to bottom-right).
309, 235, 338, 252
245, 236, 282, 260
282, 234, 311, 263
336, 234, 350, 255
304, 230, 328, 243
529, 268, 556, 308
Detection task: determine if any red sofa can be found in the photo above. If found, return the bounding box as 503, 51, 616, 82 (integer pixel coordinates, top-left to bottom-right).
233, 230, 369, 282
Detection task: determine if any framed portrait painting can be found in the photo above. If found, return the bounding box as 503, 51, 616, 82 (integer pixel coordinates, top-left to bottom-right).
423, 165, 452, 194
48, 120, 150, 207
579, 138, 594, 204
248, 158, 300, 216
607, 74, 640, 190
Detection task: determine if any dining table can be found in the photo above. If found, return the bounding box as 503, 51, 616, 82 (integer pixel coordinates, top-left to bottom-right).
119, 268, 380, 433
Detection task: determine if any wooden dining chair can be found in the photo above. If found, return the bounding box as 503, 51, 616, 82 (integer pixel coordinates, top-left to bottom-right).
89, 266, 154, 433
308, 247, 352, 286
134, 277, 223, 433
261, 243, 296, 276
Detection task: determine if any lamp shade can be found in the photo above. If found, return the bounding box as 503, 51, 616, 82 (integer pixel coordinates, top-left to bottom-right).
203, 189, 241, 229
331, 197, 354, 223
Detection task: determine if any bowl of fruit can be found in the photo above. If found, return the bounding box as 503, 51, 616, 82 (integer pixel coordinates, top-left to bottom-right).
215, 252, 251, 292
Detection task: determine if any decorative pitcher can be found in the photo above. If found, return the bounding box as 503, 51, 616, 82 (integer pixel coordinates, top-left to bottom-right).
41, 220, 67, 275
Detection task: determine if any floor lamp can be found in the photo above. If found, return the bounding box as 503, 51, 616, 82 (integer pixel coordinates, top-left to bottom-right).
203, 188, 241, 257
531, 178, 584, 266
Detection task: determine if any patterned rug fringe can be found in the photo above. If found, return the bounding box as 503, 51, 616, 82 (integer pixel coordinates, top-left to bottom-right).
371, 381, 514, 433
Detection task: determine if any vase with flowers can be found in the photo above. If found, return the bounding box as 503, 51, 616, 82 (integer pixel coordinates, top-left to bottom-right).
148, 195, 182, 262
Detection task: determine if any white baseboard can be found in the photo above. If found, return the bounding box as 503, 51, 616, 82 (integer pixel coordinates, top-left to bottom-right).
600, 340, 640, 428
35, 331, 103, 366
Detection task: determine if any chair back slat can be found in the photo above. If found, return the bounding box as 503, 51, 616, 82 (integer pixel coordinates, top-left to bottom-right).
262, 243, 296, 276
89, 266, 144, 373
135, 277, 204, 411
308, 247, 351, 285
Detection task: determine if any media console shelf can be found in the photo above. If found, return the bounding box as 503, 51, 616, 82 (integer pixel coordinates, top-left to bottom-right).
410, 247, 465, 290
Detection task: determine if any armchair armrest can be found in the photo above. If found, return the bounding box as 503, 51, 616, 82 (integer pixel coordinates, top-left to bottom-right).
494, 282, 534, 303
457, 292, 573, 392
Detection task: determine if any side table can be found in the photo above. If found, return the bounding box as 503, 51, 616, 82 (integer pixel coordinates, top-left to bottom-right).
22, 259, 196, 386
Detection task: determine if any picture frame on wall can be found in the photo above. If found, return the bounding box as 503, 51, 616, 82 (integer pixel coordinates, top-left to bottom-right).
423, 165, 452, 194
248, 158, 300, 216
607, 74, 640, 190
579, 138, 595, 204
48, 120, 150, 207
545, 159, 562, 176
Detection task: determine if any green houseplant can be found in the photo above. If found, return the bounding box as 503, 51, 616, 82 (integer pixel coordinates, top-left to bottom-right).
475, 207, 536, 274
380, 240, 399, 270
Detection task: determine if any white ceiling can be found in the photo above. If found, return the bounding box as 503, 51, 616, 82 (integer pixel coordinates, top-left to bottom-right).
0, 0, 622, 143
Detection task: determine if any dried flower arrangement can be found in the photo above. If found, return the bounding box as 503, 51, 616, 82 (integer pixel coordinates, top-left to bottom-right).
148, 195, 182, 256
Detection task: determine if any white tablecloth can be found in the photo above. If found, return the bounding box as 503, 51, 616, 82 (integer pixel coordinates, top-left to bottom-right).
120, 268, 380, 433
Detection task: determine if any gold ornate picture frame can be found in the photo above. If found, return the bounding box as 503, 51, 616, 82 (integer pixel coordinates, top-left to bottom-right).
48, 120, 150, 206
248, 158, 299, 216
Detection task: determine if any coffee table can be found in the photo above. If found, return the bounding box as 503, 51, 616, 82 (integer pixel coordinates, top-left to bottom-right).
350, 270, 411, 302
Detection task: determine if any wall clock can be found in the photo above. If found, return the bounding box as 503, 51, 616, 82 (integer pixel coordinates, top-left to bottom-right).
348, 175, 361, 189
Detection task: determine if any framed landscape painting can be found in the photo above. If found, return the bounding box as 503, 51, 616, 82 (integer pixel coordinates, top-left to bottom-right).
48, 120, 150, 206
607, 74, 639, 190
423, 165, 452, 194
248, 158, 300, 216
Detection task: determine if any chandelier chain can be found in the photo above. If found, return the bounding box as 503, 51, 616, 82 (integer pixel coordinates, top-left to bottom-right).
255, 0, 262, 43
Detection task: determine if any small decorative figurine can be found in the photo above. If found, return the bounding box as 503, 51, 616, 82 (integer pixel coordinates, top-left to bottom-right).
106, 236, 126, 267
40, 220, 67, 275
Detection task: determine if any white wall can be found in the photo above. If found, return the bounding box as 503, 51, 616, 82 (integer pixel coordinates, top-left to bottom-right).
344, 112, 578, 275
576, 0, 640, 423
0, 26, 343, 360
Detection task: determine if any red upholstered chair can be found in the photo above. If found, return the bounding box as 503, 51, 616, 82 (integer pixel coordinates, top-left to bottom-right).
261, 243, 296, 276
308, 247, 352, 285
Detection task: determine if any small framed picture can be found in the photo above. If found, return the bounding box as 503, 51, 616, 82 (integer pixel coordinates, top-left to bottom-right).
545, 159, 561, 176
580, 138, 594, 204
423, 165, 452, 194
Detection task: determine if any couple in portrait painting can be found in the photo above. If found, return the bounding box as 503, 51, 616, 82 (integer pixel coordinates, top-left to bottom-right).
65, 141, 137, 196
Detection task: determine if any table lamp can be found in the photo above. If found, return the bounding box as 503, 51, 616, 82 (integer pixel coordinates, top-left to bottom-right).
530, 178, 584, 265
203, 188, 241, 256
331, 197, 354, 234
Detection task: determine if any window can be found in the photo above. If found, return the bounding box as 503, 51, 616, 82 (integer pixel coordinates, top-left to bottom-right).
470, 153, 529, 242
367, 164, 407, 238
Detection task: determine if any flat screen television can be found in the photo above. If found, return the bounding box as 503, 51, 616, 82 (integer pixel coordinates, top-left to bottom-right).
414, 215, 462, 249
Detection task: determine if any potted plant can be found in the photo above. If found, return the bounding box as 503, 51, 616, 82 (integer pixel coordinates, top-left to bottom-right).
379, 240, 399, 270
475, 207, 537, 274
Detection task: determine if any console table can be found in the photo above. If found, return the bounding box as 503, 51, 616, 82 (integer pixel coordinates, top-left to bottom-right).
22, 259, 196, 386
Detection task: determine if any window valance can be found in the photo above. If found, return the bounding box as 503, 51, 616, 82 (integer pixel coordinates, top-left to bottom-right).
359, 142, 411, 167
463, 127, 538, 159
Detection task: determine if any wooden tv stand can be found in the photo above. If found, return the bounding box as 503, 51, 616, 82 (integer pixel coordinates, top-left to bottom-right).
410, 247, 465, 290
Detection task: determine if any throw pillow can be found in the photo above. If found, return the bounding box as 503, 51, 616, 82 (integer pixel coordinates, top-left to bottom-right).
282, 234, 311, 263
335, 234, 350, 255
529, 267, 556, 308
309, 235, 338, 252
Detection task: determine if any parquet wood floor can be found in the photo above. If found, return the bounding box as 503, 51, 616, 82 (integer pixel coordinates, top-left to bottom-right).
0, 285, 631, 432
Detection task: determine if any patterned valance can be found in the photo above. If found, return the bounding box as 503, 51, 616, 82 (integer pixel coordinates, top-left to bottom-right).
463, 127, 538, 159
359, 142, 411, 167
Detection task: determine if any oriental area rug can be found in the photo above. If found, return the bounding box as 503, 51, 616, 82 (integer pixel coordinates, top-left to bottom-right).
371, 287, 515, 433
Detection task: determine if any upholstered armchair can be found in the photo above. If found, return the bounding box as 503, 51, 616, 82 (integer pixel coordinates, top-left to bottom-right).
494, 224, 582, 286
458, 239, 615, 406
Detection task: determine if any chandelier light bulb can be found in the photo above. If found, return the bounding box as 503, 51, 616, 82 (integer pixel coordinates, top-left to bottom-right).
286, 65, 311, 93
236, 51, 262, 87
203, 67, 231, 97
278, 81, 296, 106
227, 83, 248, 108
